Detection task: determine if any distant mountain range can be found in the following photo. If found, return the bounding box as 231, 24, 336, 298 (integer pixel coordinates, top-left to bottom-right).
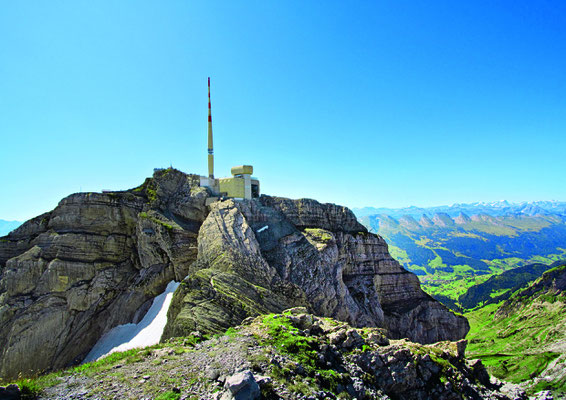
353, 200, 566, 219
0, 220, 22, 236
355, 201, 566, 305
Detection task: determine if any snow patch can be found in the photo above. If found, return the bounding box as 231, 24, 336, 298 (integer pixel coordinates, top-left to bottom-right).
83, 280, 180, 363
257, 225, 269, 233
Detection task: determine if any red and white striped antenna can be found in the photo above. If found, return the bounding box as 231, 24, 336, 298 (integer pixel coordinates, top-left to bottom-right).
207, 77, 214, 179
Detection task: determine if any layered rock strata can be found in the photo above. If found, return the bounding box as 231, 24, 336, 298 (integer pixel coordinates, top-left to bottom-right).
0, 169, 207, 379
0, 168, 468, 380
163, 195, 469, 344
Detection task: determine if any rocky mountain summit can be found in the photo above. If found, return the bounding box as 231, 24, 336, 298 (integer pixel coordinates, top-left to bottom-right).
0, 168, 467, 380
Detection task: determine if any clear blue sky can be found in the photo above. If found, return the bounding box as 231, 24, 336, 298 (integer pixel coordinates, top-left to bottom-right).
1, 1, 565, 221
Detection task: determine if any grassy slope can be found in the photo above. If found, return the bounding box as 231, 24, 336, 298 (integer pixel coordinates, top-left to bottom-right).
458, 262, 562, 310
465, 266, 566, 394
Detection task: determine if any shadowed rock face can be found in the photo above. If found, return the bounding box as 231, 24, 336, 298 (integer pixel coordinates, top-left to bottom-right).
0, 169, 468, 380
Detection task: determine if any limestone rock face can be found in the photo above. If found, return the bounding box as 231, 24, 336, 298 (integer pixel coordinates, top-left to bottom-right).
164, 195, 469, 344
161, 200, 307, 338
0, 169, 468, 380
0, 169, 207, 379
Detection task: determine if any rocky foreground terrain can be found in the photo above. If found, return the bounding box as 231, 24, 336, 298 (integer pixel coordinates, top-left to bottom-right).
0, 168, 468, 381
4, 308, 528, 400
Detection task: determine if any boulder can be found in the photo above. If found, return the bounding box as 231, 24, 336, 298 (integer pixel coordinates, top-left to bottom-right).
222, 370, 260, 400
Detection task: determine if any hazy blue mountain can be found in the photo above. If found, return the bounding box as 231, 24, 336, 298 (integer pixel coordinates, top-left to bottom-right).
0, 220, 22, 236
352, 200, 566, 219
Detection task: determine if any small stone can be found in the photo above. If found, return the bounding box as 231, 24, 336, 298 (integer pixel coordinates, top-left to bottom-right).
190, 330, 203, 340
328, 329, 346, 345
206, 367, 221, 380
367, 331, 389, 346
283, 307, 308, 315
534, 390, 554, 400
342, 329, 364, 349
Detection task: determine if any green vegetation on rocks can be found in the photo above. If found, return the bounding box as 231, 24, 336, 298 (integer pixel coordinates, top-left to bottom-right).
466, 265, 566, 394
139, 211, 175, 230
2, 309, 521, 400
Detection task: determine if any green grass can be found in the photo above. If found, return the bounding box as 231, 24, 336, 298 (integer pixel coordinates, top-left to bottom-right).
489, 288, 510, 298
388, 245, 411, 265
12, 378, 45, 400
304, 228, 334, 243
155, 390, 181, 400
478, 352, 560, 383
262, 314, 319, 371
465, 295, 566, 393
0, 349, 151, 398
72, 348, 152, 375
224, 326, 239, 337
461, 222, 517, 236
421, 271, 492, 303
0, 333, 209, 397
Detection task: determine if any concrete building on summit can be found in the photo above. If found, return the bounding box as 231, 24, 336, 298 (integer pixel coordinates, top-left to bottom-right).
199, 78, 260, 200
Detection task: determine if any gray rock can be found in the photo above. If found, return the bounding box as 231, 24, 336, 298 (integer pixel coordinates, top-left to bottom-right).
469, 359, 491, 386
0, 169, 469, 380
498, 382, 528, 400
342, 329, 365, 349
165, 196, 468, 344
223, 370, 260, 400
0, 169, 206, 379
206, 367, 221, 381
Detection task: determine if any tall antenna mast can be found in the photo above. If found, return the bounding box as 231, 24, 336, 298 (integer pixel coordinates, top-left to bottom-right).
207, 77, 214, 179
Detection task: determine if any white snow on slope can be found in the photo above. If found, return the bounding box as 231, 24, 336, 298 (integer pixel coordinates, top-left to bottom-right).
83, 280, 180, 363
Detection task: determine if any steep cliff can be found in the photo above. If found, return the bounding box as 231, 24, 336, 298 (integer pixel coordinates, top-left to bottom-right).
0, 169, 207, 379
163, 195, 469, 343
0, 168, 468, 380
